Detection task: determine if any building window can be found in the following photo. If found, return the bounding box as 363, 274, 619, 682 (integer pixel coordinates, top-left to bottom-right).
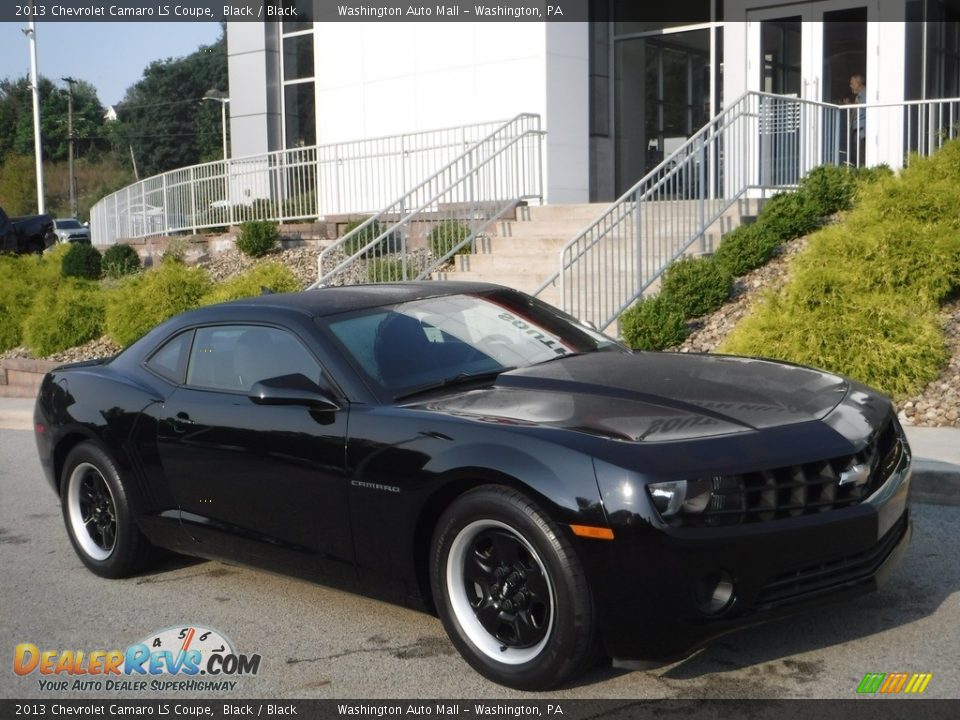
280, 20, 315, 149
283, 33, 314, 81
284, 82, 316, 147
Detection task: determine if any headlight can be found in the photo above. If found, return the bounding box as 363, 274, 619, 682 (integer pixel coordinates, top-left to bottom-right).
648, 478, 713, 518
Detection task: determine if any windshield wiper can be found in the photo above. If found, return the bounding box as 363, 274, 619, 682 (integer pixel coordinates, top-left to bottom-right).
393, 368, 514, 402
535, 350, 587, 365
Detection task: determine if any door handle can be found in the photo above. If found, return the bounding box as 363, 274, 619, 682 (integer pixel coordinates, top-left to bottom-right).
172, 412, 196, 433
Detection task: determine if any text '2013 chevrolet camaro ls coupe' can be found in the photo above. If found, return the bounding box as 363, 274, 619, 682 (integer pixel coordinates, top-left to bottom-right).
33, 282, 911, 689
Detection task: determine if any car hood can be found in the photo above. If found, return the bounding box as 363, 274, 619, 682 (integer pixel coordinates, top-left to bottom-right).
418, 352, 850, 442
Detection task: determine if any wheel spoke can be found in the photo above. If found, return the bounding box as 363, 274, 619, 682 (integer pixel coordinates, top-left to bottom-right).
463, 553, 493, 588
473, 599, 503, 633
512, 610, 545, 646
100, 523, 115, 551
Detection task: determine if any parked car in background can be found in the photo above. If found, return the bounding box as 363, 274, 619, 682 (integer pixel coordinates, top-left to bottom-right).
53, 218, 91, 244
0, 205, 55, 254
33, 283, 912, 690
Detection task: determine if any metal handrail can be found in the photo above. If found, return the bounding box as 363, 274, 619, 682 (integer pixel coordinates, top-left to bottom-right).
88, 118, 513, 246
311, 113, 544, 288
540, 91, 960, 332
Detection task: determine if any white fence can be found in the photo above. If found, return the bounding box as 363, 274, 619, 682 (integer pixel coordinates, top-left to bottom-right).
89, 119, 511, 246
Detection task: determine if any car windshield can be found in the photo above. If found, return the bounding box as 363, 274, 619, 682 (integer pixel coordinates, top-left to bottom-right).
323, 289, 624, 400
56, 219, 83, 229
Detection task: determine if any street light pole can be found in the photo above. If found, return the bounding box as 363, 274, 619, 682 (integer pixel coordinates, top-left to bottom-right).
62, 76, 78, 217
202, 92, 230, 160
22, 16, 45, 214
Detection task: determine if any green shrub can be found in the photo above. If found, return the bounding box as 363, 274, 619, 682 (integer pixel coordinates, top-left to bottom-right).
620, 296, 689, 351
660, 256, 732, 319
202, 262, 301, 305
714, 224, 782, 277
106, 262, 212, 347
236, 220, 279, 258
721, 138, 960, 399
341, 217, 397, 257
367, 257, 406, 282
755, 191, 822, 240
161, 237, 190, 264
429, 220, 471, 259
721, 291, 946, 398
101, 244, 141, 278
796, 164, 858, 216
22, 280, 105, 357
0, 247, 69, 351
61, 243, 102, 280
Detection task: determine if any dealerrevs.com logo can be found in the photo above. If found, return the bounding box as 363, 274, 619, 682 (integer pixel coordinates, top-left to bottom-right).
14, 625, 261, 692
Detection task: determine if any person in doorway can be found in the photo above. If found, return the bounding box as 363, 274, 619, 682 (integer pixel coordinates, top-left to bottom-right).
847, 74, 867, 165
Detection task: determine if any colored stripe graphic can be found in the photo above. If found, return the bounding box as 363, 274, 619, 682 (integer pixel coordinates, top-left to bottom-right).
857, 672, 932, 694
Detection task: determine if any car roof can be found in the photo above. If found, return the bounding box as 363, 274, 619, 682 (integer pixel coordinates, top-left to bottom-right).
192, 281, 511, 320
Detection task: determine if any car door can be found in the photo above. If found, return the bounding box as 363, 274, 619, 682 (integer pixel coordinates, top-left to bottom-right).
156, 323, 354, 581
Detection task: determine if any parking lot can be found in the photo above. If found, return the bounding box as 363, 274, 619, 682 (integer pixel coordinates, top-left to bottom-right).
2, 424, 958, 700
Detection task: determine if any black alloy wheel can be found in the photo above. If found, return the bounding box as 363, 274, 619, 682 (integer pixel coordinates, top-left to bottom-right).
61, 442, 154, 578
430, 485, 600, 690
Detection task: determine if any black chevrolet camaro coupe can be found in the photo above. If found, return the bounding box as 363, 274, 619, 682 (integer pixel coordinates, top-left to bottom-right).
34, 282, 912, 689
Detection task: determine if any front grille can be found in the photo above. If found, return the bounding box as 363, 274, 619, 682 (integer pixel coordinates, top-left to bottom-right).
756, 512, 909, 606
674, 417, 903, 527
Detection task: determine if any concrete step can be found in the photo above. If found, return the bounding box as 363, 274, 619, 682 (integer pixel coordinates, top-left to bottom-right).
518, 203, 608, 223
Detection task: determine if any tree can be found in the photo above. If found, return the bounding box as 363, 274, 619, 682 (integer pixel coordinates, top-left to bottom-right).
0, 76, 107, 165
0, 154, 38, 215
111, 31, 228, 177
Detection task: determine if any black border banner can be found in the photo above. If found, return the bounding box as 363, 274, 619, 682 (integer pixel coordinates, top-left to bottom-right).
2, 700, 960, 720
0, 1, 725, 24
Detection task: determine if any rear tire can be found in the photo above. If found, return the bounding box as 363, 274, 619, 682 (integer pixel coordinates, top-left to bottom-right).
430, 485, 599, 690
60, 441, 154, 578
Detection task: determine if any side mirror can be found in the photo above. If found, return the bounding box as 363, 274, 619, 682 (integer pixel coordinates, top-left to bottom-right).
249, 373, 340, 411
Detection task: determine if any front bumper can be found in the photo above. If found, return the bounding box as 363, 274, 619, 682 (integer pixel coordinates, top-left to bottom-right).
584, 428, 912, 662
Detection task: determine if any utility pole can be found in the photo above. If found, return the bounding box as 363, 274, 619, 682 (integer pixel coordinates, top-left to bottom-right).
62, 76, 78, 217
22, 14, 45, 214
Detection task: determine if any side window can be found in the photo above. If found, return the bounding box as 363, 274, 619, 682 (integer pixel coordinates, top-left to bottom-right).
145, 330, 194, 384
185, 325, 323, 393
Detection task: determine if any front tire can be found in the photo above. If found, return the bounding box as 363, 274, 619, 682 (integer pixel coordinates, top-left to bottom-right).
430, 486, 598, 690
61, 442, 154, 578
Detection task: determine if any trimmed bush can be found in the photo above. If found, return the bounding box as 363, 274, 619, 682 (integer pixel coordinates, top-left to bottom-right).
429, 220, 471, 259
620, 296, 689, 351
101, 244, 141, 279
202, 262, 301, 305
721, 291, 946, 398
714, 224, 781, 277
722, 139, 960, 398
341, 217, 399, 257
61, 243, 102, 280
797, 164, 858, 216
754, 191, 821, 241
106, 262, 212, 347
0, 247, 69, 351
22, 280, 105, 357
367, 257, 406, 282
659, 256, 732, 319
236, 220, 279, 258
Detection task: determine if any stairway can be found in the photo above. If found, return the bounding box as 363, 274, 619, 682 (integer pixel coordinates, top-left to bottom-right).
434, 199, 763, 312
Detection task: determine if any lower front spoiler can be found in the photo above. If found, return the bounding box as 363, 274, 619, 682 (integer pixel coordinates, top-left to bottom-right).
591, 508, 912, 664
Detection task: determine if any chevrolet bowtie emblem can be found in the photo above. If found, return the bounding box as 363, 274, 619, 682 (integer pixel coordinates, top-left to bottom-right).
839, 462, 872, 487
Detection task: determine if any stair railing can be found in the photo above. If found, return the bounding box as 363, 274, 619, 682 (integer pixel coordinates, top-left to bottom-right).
311, 114, 544, 288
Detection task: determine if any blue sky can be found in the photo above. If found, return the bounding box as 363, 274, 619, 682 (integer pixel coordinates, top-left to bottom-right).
0, 22, 223, 106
